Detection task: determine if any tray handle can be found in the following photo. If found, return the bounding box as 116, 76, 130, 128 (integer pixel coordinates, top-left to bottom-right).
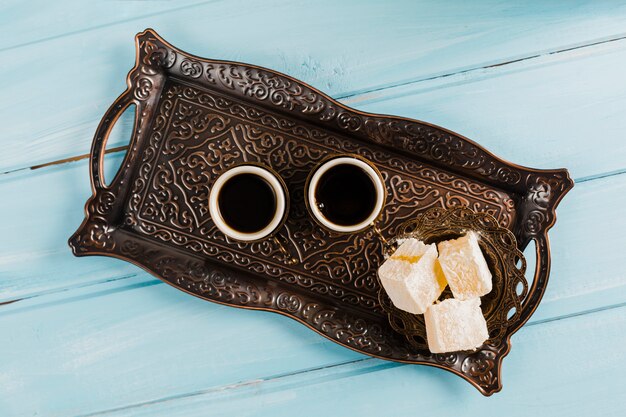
89, 90, 135, 191
515, 232, 551, 329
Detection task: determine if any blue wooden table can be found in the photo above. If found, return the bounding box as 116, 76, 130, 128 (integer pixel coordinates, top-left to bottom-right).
1, 1, 626, 415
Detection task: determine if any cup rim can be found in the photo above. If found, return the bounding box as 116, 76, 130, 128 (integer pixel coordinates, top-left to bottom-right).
208, 164, 287, 242
306, 155, 386, 233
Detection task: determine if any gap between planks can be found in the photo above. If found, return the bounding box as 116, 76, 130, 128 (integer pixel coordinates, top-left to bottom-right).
76, 358, 382, 417
0, 0, 220, 55
76, 302, 626, 417
26, 148, 626, 188
0, 273, 140, 313
1, 77, 625, 308
340, 32, 626, 104
29, 146, 129, 171
1, 7, 623, 416
1, 25, 623, 413
1, 90, 623, 309
6, 31, 625, 176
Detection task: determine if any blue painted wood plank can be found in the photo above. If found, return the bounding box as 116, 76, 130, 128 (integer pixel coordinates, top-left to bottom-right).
3, 1, 626, 172
5, 0, 626, 73
0, 166, 624, 415
2, 141, 626, 316
1, 276, 623, 416
351, 39, 626, 181
2, 33, 625, 303
0, 275, 363, 416
0, 154, 139, 303
89, 305, 626, 417
0, 0, 206, 51
1, 3, 625, 416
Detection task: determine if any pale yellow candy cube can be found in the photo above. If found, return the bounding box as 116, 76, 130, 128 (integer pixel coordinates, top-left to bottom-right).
424, 298, 489, 353
378, 238, 447, 314
437, 231, 492, 300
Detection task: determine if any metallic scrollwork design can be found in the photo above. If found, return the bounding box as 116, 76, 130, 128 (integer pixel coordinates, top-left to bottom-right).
92, 190, 116, 215
461, 350, 498, 388
134, 77, 153, 101
70, 29, 574, 396
276, 292, 302, 313
128, 80, 524, 324
140, 38, 176, 68
69, 190, 118, 253
434, 353, 459, 366
180, 59, 203, 78
70, 218, 115, 252
379, 207, 528, 351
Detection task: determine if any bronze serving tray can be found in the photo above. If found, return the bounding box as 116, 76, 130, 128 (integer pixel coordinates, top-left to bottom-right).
69, 29, 573, 395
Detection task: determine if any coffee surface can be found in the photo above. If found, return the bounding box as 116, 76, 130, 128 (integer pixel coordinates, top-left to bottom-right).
315, 164, 377, 226
217, 173, 277, 234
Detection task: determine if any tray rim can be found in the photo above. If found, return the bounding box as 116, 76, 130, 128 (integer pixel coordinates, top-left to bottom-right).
68, 28, 574, 395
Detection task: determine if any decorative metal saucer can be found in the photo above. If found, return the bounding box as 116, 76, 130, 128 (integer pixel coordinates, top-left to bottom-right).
380, 207, 527, 355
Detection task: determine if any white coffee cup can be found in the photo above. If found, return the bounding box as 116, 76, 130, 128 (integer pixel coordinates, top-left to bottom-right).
208, 164, 288, 242
306, 156, 385, 233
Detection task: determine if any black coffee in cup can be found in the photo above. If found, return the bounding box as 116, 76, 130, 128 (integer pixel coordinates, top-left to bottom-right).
306, 156, 385, 233
217, 173, 277, 233
315, 164, 377, 226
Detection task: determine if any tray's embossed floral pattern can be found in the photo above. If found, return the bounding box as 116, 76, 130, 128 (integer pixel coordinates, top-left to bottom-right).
125, 81, 516, 313
69, 29, 574, 395
379, 207, 529, 351
112, 227, 502, 392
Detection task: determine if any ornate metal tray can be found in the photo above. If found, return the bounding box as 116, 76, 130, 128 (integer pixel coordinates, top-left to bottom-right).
69, 29, 573, 395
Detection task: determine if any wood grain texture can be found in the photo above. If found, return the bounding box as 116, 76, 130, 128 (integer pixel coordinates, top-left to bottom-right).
0, 275, 363, 416
1, 272, 624, 416
0, 260, 623, 416
3, 1, 626, 172
0, 154, 138, 303
0, 164, 624, 415
351, 38, 626, 181
92, 305, 626, 417
1, 1, 625, 416
0, 1, 208, 51
1, 36, 624, 303
2, 140, 625, 313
